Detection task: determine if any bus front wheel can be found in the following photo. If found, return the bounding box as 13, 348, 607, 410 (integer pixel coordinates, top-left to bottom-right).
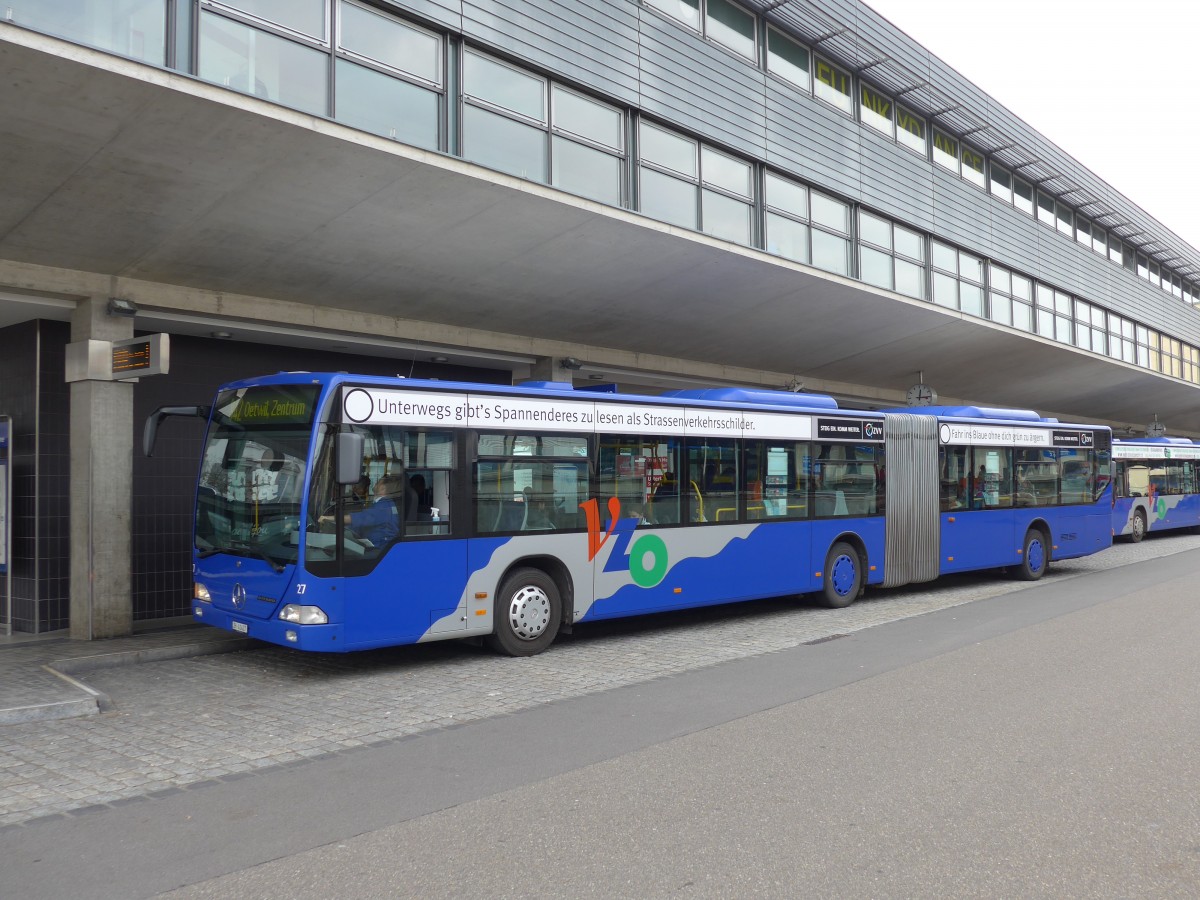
487, 567, 562, 657
1129, 510, 1147, 543
820, 541, 862, 609
1016, 528, 1049, 581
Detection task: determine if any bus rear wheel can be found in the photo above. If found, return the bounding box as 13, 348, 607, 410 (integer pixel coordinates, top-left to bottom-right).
1129, 510, 1147, 543
1016, 528, 1049, 581
821, 541, 862, 609
487, 567, 562, 657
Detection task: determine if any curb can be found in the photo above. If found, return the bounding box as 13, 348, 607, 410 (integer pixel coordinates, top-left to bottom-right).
1, 636, 255, 726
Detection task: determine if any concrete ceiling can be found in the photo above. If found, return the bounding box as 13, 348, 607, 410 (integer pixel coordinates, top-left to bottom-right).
2, 27, 1198, 433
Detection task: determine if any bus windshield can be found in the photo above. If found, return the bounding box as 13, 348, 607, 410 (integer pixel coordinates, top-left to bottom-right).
194, 384, 321, 569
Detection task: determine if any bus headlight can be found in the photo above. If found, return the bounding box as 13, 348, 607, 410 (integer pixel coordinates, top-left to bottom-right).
279, 604, 328, 625
194, 582, 212, 602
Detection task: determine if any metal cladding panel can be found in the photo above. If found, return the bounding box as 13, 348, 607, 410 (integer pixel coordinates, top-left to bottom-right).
636, 13, 767, 158
462, 0, 641, 106
989, 203, 1042, 276
931, 174, 992, 251
882, 413, 940, 588
858, 134, 935, 231
764, 88, 861, 200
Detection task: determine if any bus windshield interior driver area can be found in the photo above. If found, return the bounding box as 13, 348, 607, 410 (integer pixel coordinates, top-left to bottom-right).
146, 374, 1113, 656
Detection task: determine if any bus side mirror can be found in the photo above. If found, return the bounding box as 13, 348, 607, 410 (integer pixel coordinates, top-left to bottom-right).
335, 431, 365, 485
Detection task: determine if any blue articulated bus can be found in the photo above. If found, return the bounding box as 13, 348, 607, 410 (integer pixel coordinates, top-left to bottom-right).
145, 374, 1112, 655
1112, 437, 1200, 541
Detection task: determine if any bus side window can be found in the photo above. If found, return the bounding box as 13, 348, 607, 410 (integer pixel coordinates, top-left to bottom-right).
939, 446, 970, 511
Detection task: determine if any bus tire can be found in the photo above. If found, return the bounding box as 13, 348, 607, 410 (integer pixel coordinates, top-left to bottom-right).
1016, 528, 1049, 581
821, 541, 862, 609
1129, 510, 1147, 543
487, 567, 561, 657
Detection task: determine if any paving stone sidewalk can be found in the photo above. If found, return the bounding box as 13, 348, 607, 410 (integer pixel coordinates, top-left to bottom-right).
2, 535, 1197, 829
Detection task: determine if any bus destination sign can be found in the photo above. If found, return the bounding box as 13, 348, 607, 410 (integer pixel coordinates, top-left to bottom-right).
221, 385, 320, 427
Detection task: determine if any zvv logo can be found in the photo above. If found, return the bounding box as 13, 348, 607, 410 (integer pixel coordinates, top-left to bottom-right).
580, 498, 669, 588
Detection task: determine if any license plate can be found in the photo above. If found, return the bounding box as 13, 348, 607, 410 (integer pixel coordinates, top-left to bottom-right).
231, 621, 248, 634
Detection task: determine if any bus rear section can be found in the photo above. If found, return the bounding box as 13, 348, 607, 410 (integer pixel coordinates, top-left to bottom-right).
884, 407, 1112, 581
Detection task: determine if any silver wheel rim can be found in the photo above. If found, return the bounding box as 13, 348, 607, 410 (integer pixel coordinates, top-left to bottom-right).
507, 585, 552, 641
1133, 514, 1145, 540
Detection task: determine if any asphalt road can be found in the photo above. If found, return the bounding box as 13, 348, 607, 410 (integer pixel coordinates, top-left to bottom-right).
4, 546, 1199, 898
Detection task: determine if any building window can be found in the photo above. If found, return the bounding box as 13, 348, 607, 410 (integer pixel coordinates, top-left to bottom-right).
638, 122, 752, 244
1076, 217, 1092, 249
858, 211, 925, 299
961, 145, 985, 189
814, 56, 852, 114
1107, 314, 1136, 365
7, 0, 169, 65
1055, 201, 1073, 237
700, 147, 753, 243
198, 10, 328, 115
464, 49, 622, 201
334, 2, 441, 150
210, 0, 326, 40
639, 122, 698, 228
1037, 191, 1056, 227
896, 106, 927, 155
1184, 345, 1199, 384
859, 83, 893, 137
933, 130, 959, 174
764, 172, 810, 265
644, 0, 700, 31
1074, 299, 1100, 353
931, 241, 983, 314
989, 163, 1012, 203
809, 192, 850, 276
1014, 178, 1035, 216
766, 26, 809, 91
988, 265, 1032, 331
643, 0, 755, 59
1034, 283, 1073, 345
463, 51, 548, 181
705, 0, 756, 60
551, 86, 625, 206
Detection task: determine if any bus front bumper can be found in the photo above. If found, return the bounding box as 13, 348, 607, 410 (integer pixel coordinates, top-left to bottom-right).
192, 605, 345, 651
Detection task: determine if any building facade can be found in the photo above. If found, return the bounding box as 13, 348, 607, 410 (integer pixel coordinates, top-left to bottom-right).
2, 0, 1198, 635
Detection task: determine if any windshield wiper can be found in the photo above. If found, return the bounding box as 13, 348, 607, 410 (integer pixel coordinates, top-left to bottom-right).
226, 541, 287, 574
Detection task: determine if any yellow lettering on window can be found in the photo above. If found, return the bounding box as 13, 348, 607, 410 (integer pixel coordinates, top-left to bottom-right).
934, 131, 958, 156
816, 59, 849, 95
861, 85, 891, 119
898, 110, 924, 138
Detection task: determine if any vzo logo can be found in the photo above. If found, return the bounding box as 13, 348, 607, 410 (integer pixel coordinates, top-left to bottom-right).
580, 498, 669, 588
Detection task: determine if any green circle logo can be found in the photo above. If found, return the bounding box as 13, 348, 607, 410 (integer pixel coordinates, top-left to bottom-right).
1156, 497, 1168, 519
629, 534, 669, 588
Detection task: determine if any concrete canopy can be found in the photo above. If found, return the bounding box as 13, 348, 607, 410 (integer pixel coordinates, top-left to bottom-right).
2, 27, 1197, 433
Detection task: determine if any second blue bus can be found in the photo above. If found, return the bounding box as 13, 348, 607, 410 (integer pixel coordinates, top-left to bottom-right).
1112, 437, 1200, 541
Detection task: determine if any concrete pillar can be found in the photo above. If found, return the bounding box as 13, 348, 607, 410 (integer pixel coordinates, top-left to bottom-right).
529, 356, 574, 383
70, 296, 134, 639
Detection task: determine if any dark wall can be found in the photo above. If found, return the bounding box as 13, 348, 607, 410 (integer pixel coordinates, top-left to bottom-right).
131, 334, 509, 621
0, 320, 70, 633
